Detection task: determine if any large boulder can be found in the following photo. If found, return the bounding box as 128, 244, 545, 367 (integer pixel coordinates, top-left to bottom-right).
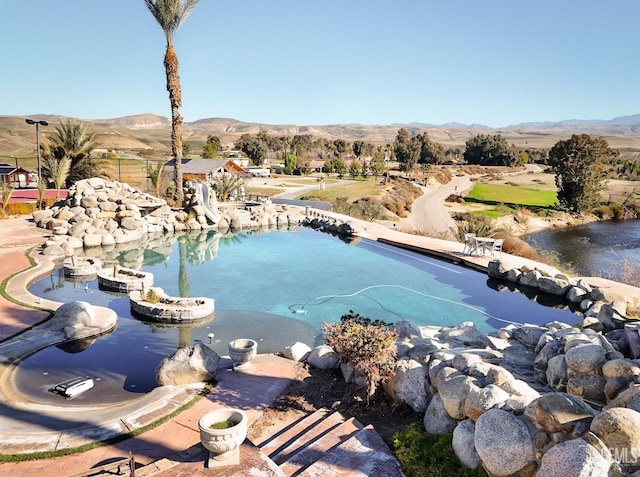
437, 321, 493, 349
474, 409, 535, 477
283, 342, 311, 362
438, 372, 479, 420
564, 344, 606, 375
511, 324, 546, 349
546, 354, 568, 391
307, 345, 339, 369
384, 358, 430, 412
155, 343, 220, 386
566, 374, 607, 405
525, 393, 597, 433
464, 384, 510, 422
590, 407, 640, 466
536, 438, 611, 477
423, 393, 457, 435
452, 419, 481, 469
45, 301, 97, 338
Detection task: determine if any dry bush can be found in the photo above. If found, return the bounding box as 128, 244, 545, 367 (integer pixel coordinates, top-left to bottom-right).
3, 202, 37, 216
431, 167, 453, 184
620, 260, 640, 288
515, 207, 532, 226
323, 313, 397, 401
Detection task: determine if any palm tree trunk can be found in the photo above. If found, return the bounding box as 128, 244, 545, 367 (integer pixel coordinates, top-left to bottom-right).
165, 44, 184, 206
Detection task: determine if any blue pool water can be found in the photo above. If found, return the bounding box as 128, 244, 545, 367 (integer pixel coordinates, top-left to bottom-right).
20, 227, 579, 404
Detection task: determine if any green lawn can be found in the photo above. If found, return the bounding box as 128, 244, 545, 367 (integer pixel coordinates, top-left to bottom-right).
466, 183, 557, 208
299, 178, 385, 200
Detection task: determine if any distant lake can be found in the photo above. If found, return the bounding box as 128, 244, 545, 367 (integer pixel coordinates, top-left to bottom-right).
523, 219, 640, 280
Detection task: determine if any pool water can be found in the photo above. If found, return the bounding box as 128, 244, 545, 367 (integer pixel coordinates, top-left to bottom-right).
19, 227, 579, 404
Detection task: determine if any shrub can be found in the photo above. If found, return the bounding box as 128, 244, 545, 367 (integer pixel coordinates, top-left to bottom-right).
1, 183, 14, 212
3, 202, 36, 216
620, 260, 640, 288
593, 203, 625, 220
323, 311, 397, 401
392, 424, 487, 477
143, 288, 161, 304
451, 214, 495, 242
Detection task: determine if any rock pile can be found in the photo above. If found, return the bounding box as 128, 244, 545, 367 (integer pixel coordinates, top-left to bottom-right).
32, 178, 306, 255
287, 290, 640, 476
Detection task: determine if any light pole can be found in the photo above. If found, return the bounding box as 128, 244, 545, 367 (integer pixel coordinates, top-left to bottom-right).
25, 118, 48, 183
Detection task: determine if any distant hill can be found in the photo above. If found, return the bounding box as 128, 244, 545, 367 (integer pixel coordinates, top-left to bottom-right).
2, 113, 640, 159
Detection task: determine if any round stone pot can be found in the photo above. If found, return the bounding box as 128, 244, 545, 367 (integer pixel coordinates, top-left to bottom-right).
198, 408, 248, 467
228, 338, 257, 368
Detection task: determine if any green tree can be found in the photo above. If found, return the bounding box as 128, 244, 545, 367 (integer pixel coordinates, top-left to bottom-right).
182, 141, 192, 156
516, 150, 529, 166
360, 160, 370, 179
548, 134, 616, 213
241, 136, 268, 166
333, 138, 348, 157
202, 135, 221, 158
45, 119, 97, 184
323, 158, 335, 177
333, 157, 347, 178
348, 159, 361, 180
463, 134, 517, 166
393, 128, 420, 175
352, 140, 366, 158
284, 154, 297, 175
144, 0, 200, 206
370, 151, 386, 178
43, 155, 71, 200
417, 132, 445, 165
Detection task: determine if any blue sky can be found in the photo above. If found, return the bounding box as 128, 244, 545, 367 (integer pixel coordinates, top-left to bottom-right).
2, 1, 639, 127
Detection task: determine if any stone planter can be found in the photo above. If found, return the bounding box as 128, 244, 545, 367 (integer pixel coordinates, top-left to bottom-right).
129, 287, 215, 323
63, 256, 102, 278
228, 339, 257, 368
97, 265, 154, 293
198, 408, 248, 468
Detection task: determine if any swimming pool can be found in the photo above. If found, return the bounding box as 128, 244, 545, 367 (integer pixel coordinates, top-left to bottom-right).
19, 227, 579, 404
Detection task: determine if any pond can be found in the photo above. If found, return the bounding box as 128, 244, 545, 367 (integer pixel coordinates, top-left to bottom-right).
17, 227, 580, 405
524, 219, 640, 279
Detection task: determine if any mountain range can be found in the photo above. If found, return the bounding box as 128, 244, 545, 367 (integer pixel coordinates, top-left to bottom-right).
2, 113, 640, 159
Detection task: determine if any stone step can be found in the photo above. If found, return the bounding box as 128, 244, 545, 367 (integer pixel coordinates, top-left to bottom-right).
297, 425, 405, 477
257, 408, 333, 456
277, 417, 364, 476
269, 410, 346, 464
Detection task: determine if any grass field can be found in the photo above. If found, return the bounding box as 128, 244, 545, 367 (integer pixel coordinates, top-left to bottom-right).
466, 182, 558, 208
300, 178, 385, 200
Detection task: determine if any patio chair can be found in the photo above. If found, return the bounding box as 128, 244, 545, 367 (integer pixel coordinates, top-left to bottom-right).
463, 233, 478, 255
490, 238, 504, 257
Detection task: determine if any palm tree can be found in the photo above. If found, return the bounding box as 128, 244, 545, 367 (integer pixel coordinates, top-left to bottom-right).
43, 155, 71, 201
210, 173, 246, 202
144, 0, 200, 207
148, 160, 166, 197
46, 119, 97, 184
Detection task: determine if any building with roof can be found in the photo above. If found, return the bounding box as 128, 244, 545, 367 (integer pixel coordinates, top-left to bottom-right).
0, 163, 31, 188
165, 158, 249, 181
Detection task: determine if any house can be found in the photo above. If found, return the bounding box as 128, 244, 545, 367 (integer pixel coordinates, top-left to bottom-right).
0, 163, 31, 188
165, 158, 249, 181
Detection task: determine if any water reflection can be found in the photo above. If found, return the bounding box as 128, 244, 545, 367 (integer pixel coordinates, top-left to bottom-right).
523, 219, 640, 279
